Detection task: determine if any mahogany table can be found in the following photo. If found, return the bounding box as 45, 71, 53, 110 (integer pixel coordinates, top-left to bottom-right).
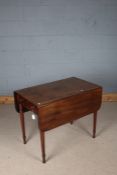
14, 77, 102, 163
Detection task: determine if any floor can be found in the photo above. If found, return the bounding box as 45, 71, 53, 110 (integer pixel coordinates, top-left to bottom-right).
0, 102, 117, 175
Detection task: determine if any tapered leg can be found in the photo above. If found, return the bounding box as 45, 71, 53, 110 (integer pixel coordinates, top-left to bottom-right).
70, 121, 73, 124
19, 104, 26, 144
40, 130, 46, 163
93, 111, 97, 138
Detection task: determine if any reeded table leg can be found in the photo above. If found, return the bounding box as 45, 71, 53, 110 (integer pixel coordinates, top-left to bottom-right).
38, 117, 46, 163
93, 111, 97, 138
40, 130, 46, 163
19, 104, 26, 144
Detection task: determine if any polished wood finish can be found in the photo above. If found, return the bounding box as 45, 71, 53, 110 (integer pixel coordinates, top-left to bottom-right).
14, 77, 102, 163
1, 92, 117, 104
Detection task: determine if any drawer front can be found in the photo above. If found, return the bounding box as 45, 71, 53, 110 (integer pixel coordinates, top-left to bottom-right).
39, 88, 102, 131
14, 93, 37, 113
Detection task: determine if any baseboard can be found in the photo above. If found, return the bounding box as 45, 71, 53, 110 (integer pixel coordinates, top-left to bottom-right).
0, 96, 14, 104
0, 93, 117, 104
102, 93, 117, 102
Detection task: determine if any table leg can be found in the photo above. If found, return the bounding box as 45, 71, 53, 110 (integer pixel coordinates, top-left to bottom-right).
40, 130, 46, 163
93, 111, 97, 138
19, 104, 26, 144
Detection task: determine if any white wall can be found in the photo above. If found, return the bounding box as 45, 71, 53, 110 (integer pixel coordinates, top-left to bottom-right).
0, 0, 117, 95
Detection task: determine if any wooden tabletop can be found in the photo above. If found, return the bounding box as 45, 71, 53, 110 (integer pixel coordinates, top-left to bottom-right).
15, 77, 101, 106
